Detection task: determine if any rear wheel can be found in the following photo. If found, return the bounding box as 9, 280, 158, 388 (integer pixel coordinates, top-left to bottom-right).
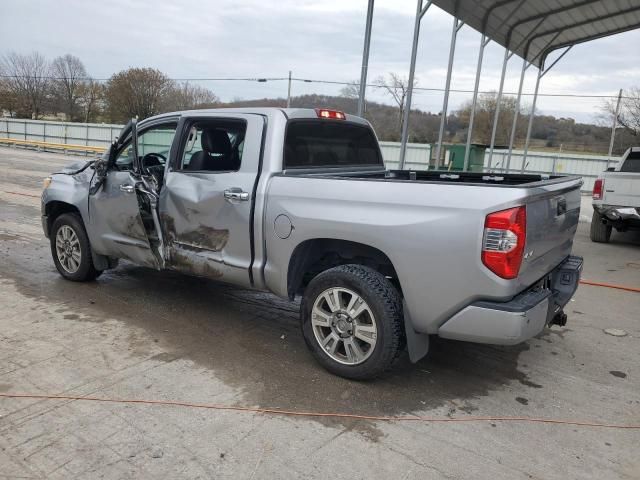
50, 213, 102, 281
301, 264, 405, 380
590, 210, 611, 243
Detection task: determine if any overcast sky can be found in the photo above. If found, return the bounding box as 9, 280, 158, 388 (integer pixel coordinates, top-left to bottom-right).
3, 0, 640, 123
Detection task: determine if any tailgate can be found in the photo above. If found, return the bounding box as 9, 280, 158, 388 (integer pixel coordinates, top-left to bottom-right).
518, 179, 582, 285
602, 173, 640, 208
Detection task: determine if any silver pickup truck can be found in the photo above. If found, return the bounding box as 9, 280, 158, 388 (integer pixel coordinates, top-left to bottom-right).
41, 108, 583, 379
591, 147, 640, 242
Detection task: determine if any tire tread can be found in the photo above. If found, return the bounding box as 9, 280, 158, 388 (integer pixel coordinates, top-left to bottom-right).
301, 264, 405, 380
51, 213, 102, 282
590, 210, 611, 243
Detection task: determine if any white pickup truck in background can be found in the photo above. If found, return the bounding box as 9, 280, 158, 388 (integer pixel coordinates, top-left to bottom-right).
591, 147, 640, 242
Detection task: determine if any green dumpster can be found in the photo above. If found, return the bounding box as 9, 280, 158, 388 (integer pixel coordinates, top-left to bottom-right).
441, 144, 487, 172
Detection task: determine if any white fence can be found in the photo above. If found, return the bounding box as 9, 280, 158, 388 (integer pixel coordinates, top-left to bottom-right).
1, 118, 619, 192
377, 142, 616, 192
0, 117, 122, 149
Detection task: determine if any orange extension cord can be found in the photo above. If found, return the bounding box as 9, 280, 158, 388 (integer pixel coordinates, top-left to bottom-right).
579, 279, 640, 293
4, 190, 40, 198
1, 393, 639, 430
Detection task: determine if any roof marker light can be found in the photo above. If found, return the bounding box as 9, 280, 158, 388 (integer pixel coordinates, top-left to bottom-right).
315, 109, 346, 120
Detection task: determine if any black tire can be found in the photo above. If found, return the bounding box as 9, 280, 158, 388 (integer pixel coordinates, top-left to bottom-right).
50, 213, 102, 281
590, 210, 612, 243
301, 264, 405, 380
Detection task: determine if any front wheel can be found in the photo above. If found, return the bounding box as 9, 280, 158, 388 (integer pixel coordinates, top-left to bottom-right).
50, 213, 102, 281
301, 265, 405, 380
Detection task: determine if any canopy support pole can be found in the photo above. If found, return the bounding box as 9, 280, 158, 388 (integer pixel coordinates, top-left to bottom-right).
399, 0, 432, 169
521, 68, 541, 172
463, 35, 490, 171
522, 45, 572, 171
506, 58, 530, 173
607, 88, 623, 169
435, 17, 463, 169
487, 48, 512, 168
357, 0, 375, 117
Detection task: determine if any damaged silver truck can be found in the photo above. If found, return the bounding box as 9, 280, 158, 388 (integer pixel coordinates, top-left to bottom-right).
42, 108, 584, 379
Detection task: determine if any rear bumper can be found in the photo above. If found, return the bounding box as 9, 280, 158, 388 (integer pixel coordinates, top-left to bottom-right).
594, 204, 640, 223
438, 255, 583, 345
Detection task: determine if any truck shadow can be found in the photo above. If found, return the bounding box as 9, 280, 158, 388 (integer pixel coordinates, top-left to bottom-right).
9, 251, 539, 442
610, 229, 640, 246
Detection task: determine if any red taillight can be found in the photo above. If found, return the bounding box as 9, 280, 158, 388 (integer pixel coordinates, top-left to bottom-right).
482, 206, 526, 279
593, 178, 604, 200
315, 108, 346, 120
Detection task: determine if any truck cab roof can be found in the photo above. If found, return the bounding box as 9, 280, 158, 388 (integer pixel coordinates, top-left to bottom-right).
139, 107, 370, 127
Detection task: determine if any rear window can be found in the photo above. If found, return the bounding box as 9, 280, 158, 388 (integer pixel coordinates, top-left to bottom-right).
284, 120, 383, 169
620, 151, 640, 173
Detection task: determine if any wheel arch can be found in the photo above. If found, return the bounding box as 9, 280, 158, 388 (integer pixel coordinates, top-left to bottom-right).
286, 238, 401, 300
44, 200, 82, 237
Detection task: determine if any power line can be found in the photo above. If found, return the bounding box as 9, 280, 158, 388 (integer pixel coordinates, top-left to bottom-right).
0, 74, 288, 82
289, 77, 632, 99
0, 73, 632, 99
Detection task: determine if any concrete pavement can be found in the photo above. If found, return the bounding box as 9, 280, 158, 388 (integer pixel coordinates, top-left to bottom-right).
0, 147, 638, 479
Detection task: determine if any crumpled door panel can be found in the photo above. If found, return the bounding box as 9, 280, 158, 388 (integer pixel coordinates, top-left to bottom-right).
88, 170, 159, 268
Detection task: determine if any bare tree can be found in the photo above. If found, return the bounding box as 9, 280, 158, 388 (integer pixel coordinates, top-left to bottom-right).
166, 82, 219, 111
50, 54, 88, 121
0, 51, 50, 118
602, 87, 640, 137
339, 81, 360, 99
457, 93, 524, 145
375, 73, 418, 133
105, 68, 175, 122
77, 79, 104, 122
0, 78, 20, 117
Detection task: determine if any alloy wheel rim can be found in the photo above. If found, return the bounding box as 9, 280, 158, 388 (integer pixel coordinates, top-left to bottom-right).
55, 225, 81, 274
311, 287, 378, 365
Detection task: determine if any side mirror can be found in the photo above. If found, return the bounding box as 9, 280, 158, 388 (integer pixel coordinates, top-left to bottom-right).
89, 146, 113, 195
606, 167, 616, 172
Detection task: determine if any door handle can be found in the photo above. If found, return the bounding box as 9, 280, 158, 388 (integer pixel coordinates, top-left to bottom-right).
120, 184, 135, 194
224, 188, 250, 202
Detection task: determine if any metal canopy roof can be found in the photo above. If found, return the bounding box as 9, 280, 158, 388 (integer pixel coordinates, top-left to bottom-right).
431, 0, 640, 67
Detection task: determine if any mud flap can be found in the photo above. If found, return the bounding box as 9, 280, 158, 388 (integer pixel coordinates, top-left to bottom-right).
403, 299, 429, 363
91, 251, 118, 271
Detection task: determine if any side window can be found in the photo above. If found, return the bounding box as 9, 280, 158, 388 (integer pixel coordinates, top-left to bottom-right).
138, 125, 176, 161
115, 143, 134, 170
114, 124, 177, 171
179, 120, 246, 172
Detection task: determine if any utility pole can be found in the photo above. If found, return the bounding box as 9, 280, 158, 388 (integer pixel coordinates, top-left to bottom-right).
607, 88, 623, 169
286, 71, 292, 108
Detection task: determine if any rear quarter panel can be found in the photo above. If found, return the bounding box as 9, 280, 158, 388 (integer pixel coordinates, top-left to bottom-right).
263, 176, 580, 333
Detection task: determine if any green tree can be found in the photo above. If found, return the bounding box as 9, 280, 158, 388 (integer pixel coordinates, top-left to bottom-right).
105, 67, 175, 122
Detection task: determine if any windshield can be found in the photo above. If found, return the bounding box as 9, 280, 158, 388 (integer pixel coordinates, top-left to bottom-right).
284, 120, 383, 169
